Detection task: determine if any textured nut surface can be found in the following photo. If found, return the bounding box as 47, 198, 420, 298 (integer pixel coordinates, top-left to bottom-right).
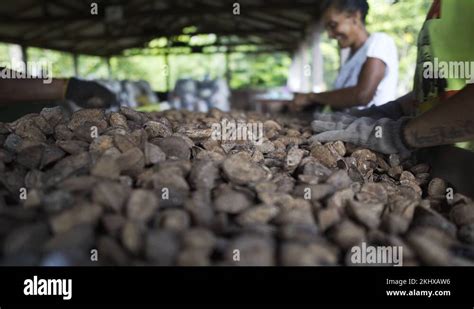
0, 106, 471, 266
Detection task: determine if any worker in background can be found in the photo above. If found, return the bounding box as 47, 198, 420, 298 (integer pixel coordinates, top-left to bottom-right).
291, 0, 398, 111
311, 0, 474, 158
0, 67, 117, 108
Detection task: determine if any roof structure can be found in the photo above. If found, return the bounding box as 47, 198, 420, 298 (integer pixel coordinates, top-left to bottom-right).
0, 0, 326, 56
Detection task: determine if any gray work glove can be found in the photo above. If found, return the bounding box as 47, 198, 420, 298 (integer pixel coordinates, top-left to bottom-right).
65, 77, 118, 108
313, 112, 358, 125
312, 100, 404, 123
346, 100, 405, 120
311, 116, 413, 158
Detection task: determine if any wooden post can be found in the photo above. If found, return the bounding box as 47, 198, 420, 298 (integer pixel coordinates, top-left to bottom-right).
9, 44, 27, 74
73, 53, 79, 77
21, 45, 28, 75
21, 45, 28, 65
301, 41, 311, 93
310, 24, 324, 92
106, 57, 112, 78
164, 53, 170, 92
225, 49, 231, 84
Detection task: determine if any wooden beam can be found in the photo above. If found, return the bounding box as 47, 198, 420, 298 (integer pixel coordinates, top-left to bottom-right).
15, 1, 41, 16
0, 0, 320, 57
25, 27, 303, 44
125, 46, 291, 56
246, 12, 305, 29
0, 35, 106, 57
0, 2, 320, 23
49, 0, 86, 13
24, 20, 92, 42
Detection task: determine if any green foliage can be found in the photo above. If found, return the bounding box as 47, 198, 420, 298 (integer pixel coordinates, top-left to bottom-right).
27, 47, 74, 77
320, 36, 340, 91
230, 52, 292, 89
456, 142, 474, 152
168, 53, 226, 88
77, 55, 109, 79
110, 56, 167, 91
366, 0, 432, 95
0, 43, 9, 63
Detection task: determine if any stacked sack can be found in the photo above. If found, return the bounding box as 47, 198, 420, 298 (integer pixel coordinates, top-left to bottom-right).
98, 80, 159, 109
170, 78, 230, 112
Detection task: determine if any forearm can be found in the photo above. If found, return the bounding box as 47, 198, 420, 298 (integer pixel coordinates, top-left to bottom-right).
403, 85, 474, 148
311, 86, 371, 109
397, 91, 416, 115
310, 58, 387, 109
396, 91, 415, 104
347, 91, 415, 120
0, 78, 67, 105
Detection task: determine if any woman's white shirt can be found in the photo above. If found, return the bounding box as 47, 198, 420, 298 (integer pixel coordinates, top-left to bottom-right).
333, 32, 399, 108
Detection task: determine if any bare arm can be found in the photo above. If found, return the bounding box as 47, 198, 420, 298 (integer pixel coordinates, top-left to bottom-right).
0, 68, 116, 108
403, 84, 474, 148
398, 91, 416, 115
348, 91, 415, 119
0, 68, 67, 105
309, 57, 386, 109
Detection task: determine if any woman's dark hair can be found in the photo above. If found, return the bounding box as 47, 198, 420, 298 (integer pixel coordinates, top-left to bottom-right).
327, 0, 370, 24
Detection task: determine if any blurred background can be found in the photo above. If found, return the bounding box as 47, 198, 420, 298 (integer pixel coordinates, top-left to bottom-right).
0, 0, 430, 96
4, 0, 471, 151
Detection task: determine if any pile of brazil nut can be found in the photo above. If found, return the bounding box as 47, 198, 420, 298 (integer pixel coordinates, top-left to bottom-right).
0, 106, 473, 266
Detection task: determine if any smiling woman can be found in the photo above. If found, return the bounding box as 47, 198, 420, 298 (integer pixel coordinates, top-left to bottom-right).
324, 0, 370, 49
292, 0, 398, 112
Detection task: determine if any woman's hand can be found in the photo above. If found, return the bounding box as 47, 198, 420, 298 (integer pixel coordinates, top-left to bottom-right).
290, 93, 314, 112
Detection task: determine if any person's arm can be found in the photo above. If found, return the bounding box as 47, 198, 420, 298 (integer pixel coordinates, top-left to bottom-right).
0, 78, 67, 104
292, 57, 386, 111
345, 91, 415, 119
311, 84, 474, 158
0, 68, 117, 108
313, 57, 386, 108
403, 84, 474, 148
313, 91, 416, 124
